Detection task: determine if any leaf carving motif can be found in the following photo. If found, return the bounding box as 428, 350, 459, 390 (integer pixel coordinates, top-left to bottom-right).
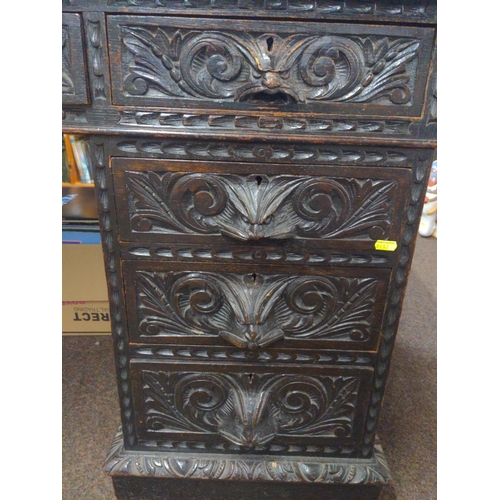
106, 426, 391, 483
126, 171, 397, 241
106, 427, 391, 482
134, 271, 378, 348
142, 371, 359, 449
120, 26, 420, 105
62, 26, 74, 94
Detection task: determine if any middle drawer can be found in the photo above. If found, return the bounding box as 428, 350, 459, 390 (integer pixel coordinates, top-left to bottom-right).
123, 261, 389, 352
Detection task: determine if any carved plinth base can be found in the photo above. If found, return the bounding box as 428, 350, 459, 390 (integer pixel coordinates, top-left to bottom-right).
104, 427, 392, 500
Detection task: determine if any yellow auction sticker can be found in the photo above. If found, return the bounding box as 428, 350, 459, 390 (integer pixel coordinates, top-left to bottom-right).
375, 240, 398, 252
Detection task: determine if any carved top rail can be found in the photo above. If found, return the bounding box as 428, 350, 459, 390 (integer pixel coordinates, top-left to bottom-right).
63, 1, 437, 25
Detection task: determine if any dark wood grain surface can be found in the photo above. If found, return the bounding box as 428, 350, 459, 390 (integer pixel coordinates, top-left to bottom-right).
63, 0, 437, 25
62, 2, 436, 498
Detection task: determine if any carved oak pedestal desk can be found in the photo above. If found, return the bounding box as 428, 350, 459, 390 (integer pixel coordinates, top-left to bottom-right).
62, 2, 437, 498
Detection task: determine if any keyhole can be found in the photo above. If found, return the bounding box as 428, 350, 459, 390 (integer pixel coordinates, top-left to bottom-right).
256, 176, 262, 187
266, 37, 274, 52
251, 273, 257, 282
247, 373, 254, 382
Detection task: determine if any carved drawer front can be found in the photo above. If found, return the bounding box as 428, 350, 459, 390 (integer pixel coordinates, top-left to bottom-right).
62, 13, 89, 105
123, 261, 389, 351
112, 158, 411, 249
107, 15, 434, 118
130, 360, 373, 457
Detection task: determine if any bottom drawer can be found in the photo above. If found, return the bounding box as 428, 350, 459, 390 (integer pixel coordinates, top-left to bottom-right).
130, 360, 373, 458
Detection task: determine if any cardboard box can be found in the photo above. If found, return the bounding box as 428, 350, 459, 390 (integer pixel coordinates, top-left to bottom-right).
62, 301, 111, 334
62, 244, 111, 334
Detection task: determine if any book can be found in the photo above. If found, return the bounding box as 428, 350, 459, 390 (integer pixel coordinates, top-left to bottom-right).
79, 139, 94, 182
62, 135, 71, 183
69, 135, 92, 184
63, 134, 80, 184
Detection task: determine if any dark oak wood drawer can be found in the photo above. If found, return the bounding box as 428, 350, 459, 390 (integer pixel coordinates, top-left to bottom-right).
112, 158, 411, 248
62, 13, 89, 105
130, 359, 373, 457
107, 15, 434, 118
123, 261, 389, 351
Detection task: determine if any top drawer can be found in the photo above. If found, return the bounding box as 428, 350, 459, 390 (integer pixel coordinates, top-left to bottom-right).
107, 16, 434, 118
111, 157, 411, 249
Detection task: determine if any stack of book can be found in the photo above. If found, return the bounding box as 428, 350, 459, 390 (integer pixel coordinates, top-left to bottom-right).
62, 134, 93, 184
62, 135, 71, 183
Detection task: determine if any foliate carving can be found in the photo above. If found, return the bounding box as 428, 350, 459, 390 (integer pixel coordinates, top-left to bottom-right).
361, 152, 433, 457
141, 371, 359, 448
62, 26, 74, 94
62, 107, 88, 124
92, 140, 137, 448
120, 25, 420, 106
85, 14, 107, 100
134, 270, 378, 349
62, 14, 89, 105
115, 139, 412, 166
429, 87, 437, 123
140, 438, 356, 456
105, 426, 391, 485
107, 0, 435, 24
427, 47, 437, 129
130, 346, 373, 366
125, 171, 397, 241
64, 109, 413, 138
126, 245, 392, 266
119, 110, 412, 135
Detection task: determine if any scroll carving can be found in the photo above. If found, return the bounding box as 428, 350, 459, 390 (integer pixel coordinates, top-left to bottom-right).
119, 26, 420, 106
134, 270, 378, 349
141, 371, 359, 449
125, 172, 397, 241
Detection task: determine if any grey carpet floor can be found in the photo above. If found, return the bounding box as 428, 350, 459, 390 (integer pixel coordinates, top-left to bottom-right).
62, 236, 437, 500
